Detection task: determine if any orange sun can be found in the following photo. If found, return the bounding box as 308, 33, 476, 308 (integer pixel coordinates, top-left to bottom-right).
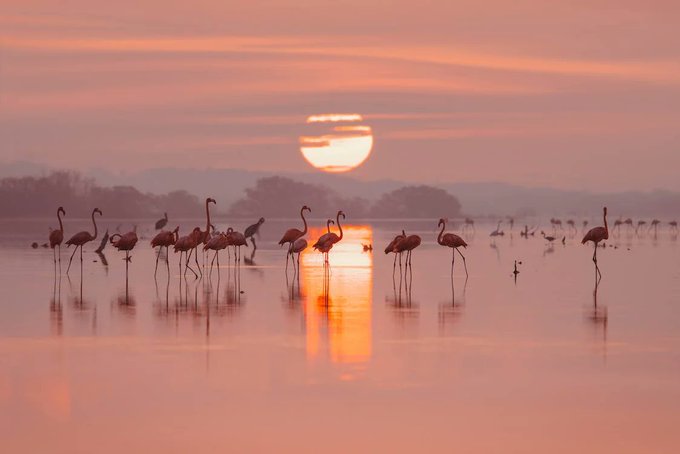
299, 114, 374, 173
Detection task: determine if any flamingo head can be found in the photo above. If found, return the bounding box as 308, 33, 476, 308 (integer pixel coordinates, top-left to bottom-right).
338, 210, 345, 219
58, 206, 65, 216
207, 198, 216, 205
227, 227, 234, 234
258, 217, 265, 224
173, 226, 179, 233
603, 206, 608, 216
302, 205, 311, 213
327, 219, 335, 227
94, 208, 102, 216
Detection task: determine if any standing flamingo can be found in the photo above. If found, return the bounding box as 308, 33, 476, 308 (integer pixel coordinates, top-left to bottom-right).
279, 205, 311, 271
244, 217, 265, 250
110, 227, 139, 279
291, 237, 308, 271
463, 218, 475, 233
65, 208, 102, 274
151, 226, 179, 277
49, 206, 66, 265
312, 219, 336, 263
312, 211, 345, 264
203, 231, 229, 275
229, 229, 248, 264
385, 230, 406, 277
174, 227, 202, 278
582, 207, 609, 279
437, 218, 468, 277
649, 219, 660, 234
670, 220, 678, 232
155, 212, 168, 230
397, 233, 421, 271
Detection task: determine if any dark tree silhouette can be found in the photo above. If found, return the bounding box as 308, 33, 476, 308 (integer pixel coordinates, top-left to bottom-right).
372, 185, 462, 218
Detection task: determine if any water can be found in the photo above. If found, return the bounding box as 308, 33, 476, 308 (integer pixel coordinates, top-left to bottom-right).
1, 219, 680, 453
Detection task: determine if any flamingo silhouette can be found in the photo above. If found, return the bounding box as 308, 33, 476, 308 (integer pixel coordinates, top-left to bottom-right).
385, 230, 406, 277
151, 226, 179, 277
155, 212, 168, 230
279, 205, 311, 272
49, 206, 66, 266
313, 219, 336, 264
174, 227, 202, 278
244, 217, 265, 250
311, 211, 345, 265
582, 207, 609, 279
65, 208, 102, 274
437, 218, 468, 277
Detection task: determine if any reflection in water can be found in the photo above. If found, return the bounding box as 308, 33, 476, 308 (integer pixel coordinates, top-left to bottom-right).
438, 276, 466, 328
300, 225, 372, 366
585, 273, 608, 360
50, 273, 63, 336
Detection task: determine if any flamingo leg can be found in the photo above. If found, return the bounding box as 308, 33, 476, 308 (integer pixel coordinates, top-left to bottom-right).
66, 246, 78, 274
194, 247, 202, 278
451, 248, 455, 275
285, 247, 290, 273
456, 248, 469, 278
154, 247, 161, 278
251, 237, 257, 251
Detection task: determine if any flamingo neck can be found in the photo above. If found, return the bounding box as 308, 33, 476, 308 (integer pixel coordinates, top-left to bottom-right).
57, 209, 64, 233
327, 221, 332, 233
437, 222, 445, 245
91, 210, 98, 240
205, 200, 212, 233
336, 212, 343, 240
603, 210, 609, 238
300, 208, 308, 236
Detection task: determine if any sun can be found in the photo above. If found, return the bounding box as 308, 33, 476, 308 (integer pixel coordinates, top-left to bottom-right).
299, 114, 374, 173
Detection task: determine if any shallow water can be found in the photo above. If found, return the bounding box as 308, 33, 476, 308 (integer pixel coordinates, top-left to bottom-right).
1, 219, 680, 453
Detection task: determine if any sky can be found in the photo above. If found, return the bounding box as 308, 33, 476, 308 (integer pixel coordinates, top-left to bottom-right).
1, 0, 680, 191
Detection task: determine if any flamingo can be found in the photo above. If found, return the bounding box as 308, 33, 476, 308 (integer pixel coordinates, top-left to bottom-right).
670, 220, 678, 232
65, 208, 102, 274
623, 218, 633, 231
612, 219, 623, 234
290, 237, 308, 271
155, 212, 168, 230
151, 226, 179, 277
463, 217, 475, 233
110, 227, 138, 277
313, 211, 345, 260
541, 231, 557, 244
385, 230, 406, 276
566, 219, 576, 233
174, 227, 202, 278
397, 233, 421, 271
649, 219, 660, 234
437, 218, 468, 277
49, 206, 66, 265
200, 198, 216, 244
244, 217, 265, 250
312, 219, 336, 263
279, 205, 311, 271
582, 207, 609, 279
489, 221, 504, 238
204, 231, 229, 275
229, 229, 248, 263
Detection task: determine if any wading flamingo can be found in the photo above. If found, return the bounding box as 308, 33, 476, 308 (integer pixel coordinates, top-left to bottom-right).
582, 207, 609, 279
204, 231, 229, 275
110, 227, 138, 278
385, 230, 406, 277
291, 237, 308, 271
229, 229, 248, 263
244, 217, 265, 250
155, 212, 168, 230
312, 219, 336, 263
151, 226, 179, 277
279, 205, 311, 271
65, 208, 102, 274
437, 218, 468, 277
174, 227, 202, 278
312, 211, 345, 264
397, 233, 421, 271
49, 206, 66, 265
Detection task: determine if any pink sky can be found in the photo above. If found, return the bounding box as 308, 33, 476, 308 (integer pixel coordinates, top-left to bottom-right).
1, 1, 679, 191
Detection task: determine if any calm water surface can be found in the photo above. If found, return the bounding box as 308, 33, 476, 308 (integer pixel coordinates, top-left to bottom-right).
1, 219, 679, 453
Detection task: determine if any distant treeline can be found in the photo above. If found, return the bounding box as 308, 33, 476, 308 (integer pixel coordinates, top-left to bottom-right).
0, 172, 463, 219
0, 172, 202, 218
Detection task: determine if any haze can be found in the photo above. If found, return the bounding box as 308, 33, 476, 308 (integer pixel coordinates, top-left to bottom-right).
2, 1, 680, 191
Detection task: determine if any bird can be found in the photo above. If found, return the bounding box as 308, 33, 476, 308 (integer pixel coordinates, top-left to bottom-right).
670, 220, 678, 232
566, 219, 576, 233
244, 217, 265, 250
290, 237, 308, 271
582, 207, 609, 279
550, 218, 563, 231
313, 211, 345, 264
623, 218, 633, 230
110, 227, 138, 278
155, 212, 168, 230
228, 228, 248, 263
151, 226, 179, 277
541, 231, 557, 243
635, 220, 647, 234
203, 230, 229, 274
312, 219, 336, 263
65, 208, 102, 274
200, 198, 216, 244
396, 232, 421, 271
463, 217, 475, 233
362, 243, 373, 252
490, 221, 504, 237
385, 230, 406, 276
279, 205, 311, 272
49, 206, 66, 265
95, 229, 109, 254
649, 219, 660, 234
174, 227, 203, 278
436, 218, 468, 277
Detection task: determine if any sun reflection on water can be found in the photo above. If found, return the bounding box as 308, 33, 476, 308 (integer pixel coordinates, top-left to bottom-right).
300, 225, 373, 367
